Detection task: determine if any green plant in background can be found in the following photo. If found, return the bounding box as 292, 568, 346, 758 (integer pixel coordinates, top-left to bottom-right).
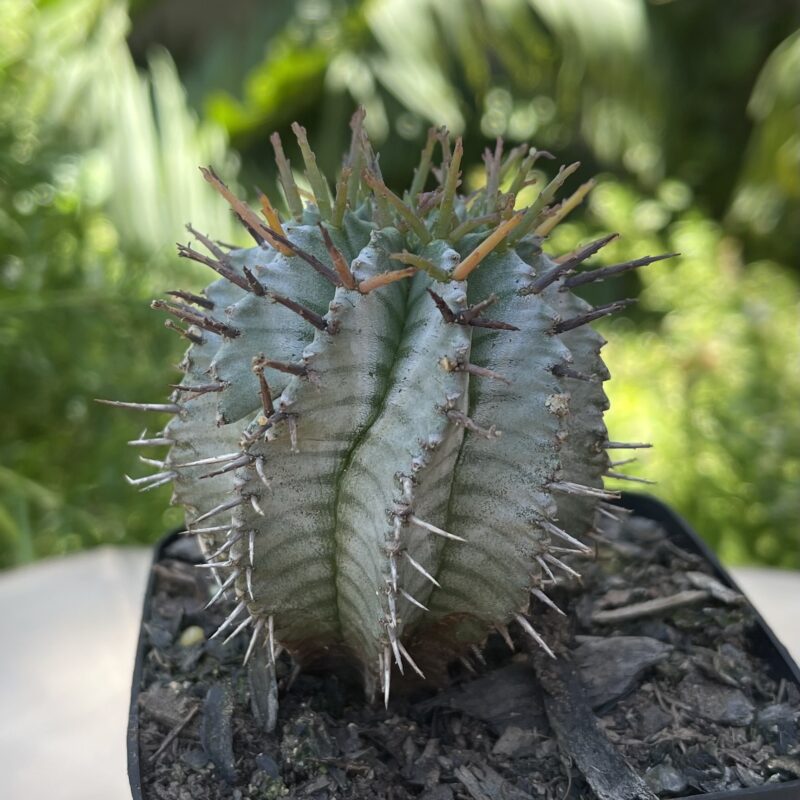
108, 117, 661, 693
730, 28, 800, 264
552, 179, 800, 567
146, 0, 798, 222
0, 0, 243, 567
3, 0, 799, 571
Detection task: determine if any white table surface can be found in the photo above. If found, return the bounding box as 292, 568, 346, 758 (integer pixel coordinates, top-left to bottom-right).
0, 548, 797, 800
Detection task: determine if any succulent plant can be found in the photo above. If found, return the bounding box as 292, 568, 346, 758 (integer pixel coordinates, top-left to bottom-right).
105, 111, 668, 702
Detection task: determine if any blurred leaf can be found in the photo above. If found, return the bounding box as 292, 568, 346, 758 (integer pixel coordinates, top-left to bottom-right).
730, 30, 800, 261
550, 178, 800, 567
0, 0, 242, 568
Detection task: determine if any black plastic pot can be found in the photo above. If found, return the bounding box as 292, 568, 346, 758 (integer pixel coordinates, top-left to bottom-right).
127, 494, 800, 800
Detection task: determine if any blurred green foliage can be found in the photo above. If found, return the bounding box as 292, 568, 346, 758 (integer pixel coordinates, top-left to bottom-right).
0, 0, 244, 567
558, 182, 800, 567
1, 0, 799, 568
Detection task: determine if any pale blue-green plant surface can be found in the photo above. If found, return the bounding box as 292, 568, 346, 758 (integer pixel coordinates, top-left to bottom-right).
109, 118, 660, 696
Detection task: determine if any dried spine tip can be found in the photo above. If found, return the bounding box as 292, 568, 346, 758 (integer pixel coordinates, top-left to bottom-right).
262, 226, 342, 286
169, 382, 225, 396
192, 497, 244, 524
606, 471, 655, 485
252, 360, 275, 416
199, 454, 253, 479
446, 409, 501, 439
399, 588, 429, 611
563, 252, 678, 289
151, 299, 241, 339
451, 212, 524, 280
223, 614, 254, 645
408, 515, 466, 542
551, 363, 594, 382
253, 356, 308, 378
427, 289, 520, 332
543, 552, 581, 579
443, 358, 511, 385
318, 224, 356, 289
176, 241, 250, 292
209, 601, 246, 640
199, 166, 270, 245
551, 298, 635, 334
404, 551, 441, 587
128, 436, 173, 447
521, 233, 619, 295
181, 524, 230, 535
264, 290, 328, 332
495, 623, 515, 652
97, 399, 181, 414
531, 588, 566, 616
539, 518, 591, 553
166, 289, 214, 310
242, 618, 264, 666
164, 320, 203, 344
548, 481, 620, 501
258, 192, 293, 256
359, 268, 416, 294
185, 224, 227, 261
398, 640, 425, 678
205, 571, 238, 609
125, 471, 176, 489
514, 613, 556, 659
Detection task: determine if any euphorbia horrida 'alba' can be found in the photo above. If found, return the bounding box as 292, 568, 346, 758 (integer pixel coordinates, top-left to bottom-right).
104, 111, 670, 703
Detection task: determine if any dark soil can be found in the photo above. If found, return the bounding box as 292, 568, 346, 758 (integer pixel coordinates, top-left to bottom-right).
135, 512, 800, 800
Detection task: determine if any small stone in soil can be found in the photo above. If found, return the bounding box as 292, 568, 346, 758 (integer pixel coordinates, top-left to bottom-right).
178, 625, 205, 647
255, 752, 280, 779
645, 760, 688, 797
180, 748, 209, 770
492, 726, 539, 758
573, 636, 673, 709
678, 675, 754, 726
633, 700, 673, 737
139, 684, 195, 730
